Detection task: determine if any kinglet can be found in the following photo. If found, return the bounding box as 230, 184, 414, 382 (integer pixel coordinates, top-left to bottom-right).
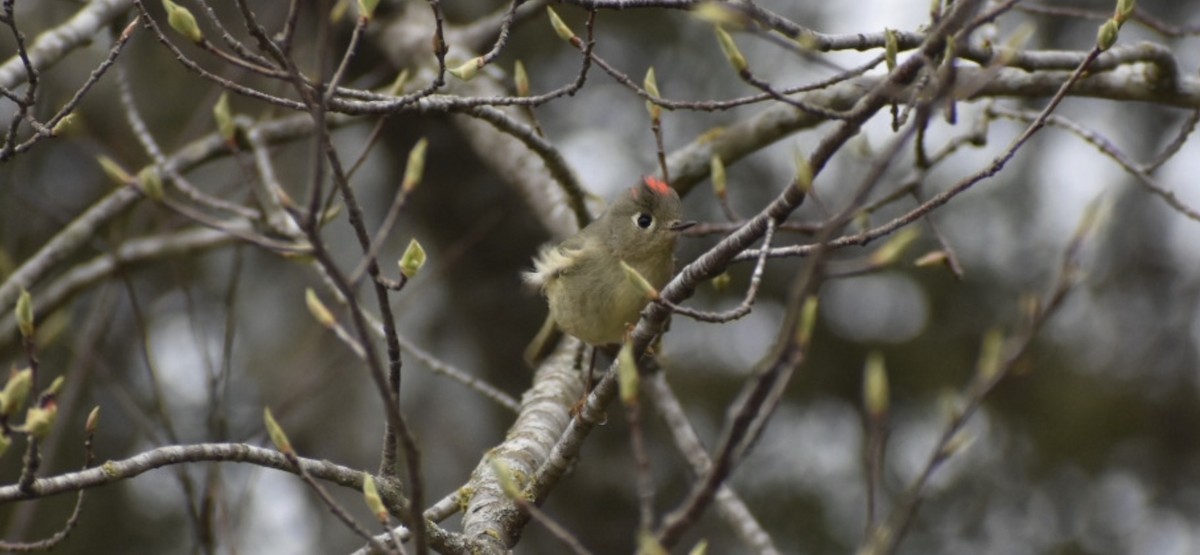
524, 176, 694, 365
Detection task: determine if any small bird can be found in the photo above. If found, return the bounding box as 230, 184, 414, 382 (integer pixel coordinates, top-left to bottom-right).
524, 176, 694, 366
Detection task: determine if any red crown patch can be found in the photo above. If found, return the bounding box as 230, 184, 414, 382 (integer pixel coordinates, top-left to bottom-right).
644, 176, 671, 196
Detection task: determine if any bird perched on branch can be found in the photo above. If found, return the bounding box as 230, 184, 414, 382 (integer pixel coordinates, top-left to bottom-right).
525, 176, 694, 368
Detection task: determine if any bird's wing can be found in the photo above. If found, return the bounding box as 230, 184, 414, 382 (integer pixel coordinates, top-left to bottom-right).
523, 237, 587, 288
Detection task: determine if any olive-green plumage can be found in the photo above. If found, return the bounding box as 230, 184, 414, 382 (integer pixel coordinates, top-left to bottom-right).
525, 178, 692, 364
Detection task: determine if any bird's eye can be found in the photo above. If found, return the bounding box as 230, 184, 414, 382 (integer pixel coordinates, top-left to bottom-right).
635, 213, 653, 229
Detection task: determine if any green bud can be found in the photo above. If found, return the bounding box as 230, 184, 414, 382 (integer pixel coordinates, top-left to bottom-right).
938, 431, 973, 459
402, 138, 428, 193
138, 167, 165, 201
710, 155, 727, 199
329, 0, 350, 24
213, 92, 236, 143
796, 295, 818, 347
1096, 19, 1119, 51
547, 7, 575, 42
45, 375, 65, 396
711, 272, 732, 293
388, 69, 410, 96
448, 57, 483, 81
97, 155, 133, 185
86, 406, 101, 434
976, 328, 1005, 383
914, 250, 950, 268
688, 539, 709, 555
15, 289, 34, 339
714, 27, 748, 73
638, 531, 669, 555
490, 457, 522, 499
24, 401, 57, 440
617, 342, 639, 406
1116, 0, 1135, 22
863, 352, 889, 418
263, 407, 294, 455
643, 67, 662, 120
998, 23, 1035, 64
691, 2, 749, 29
884, 28, 898, 72
870, 227, 920, 266
513, 61, 530, 97
793, 151, 813, 193
399, 239, 427, 279
362, 473, 388, 521
162, 0, 204, 44
619, 261, 659, 300
52, 113, 78, 136
305, 288, 337, 329
357, 0, 379, 19
854, 211, 870, 233
0, 368, 33, 417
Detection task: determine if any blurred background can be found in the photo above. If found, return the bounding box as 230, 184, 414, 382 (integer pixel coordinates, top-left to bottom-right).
2, 0, 1200, 553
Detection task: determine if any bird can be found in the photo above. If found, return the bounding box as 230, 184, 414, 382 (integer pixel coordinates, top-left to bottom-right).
524, 176, 694, 368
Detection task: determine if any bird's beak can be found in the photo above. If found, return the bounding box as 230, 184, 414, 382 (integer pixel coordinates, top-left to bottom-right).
669, 220, 696, 232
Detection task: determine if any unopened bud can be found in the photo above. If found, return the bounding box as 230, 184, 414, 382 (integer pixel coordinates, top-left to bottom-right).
691, 2, 748, 29
870, 227, 920, 266
52, 113, 78, 136
213, 92, 236, 143
24, 400, 58, 439
688, 539, 709, 555
399, 239, 427, 279
357, 0, 379, 19
97, 155, 133, 185
448, 57, 483, 81
617, 342, 639, 405
620, 261, 659, 300
976, 329, 1005, 383
362, 473, 388, 521
1096, 19, 1119, 51
863, 352, 889, 417
305, 288, 337, 329
711, 272, 732, 293
638, 531, 669, 555
402, 138, 428, 192
45, 375, 64, 396
138, 167, 165, 201
1115, 0, 1135, 23
329, 0, 349, 24
86, 406, 101, 434
263, 407, 294, 455
796, 295, 819, 347
162, 0, 204, 44
914, 250, 950, 268
643, 67, 662, 120
939, 431, 974, 459
15, 289, 34, 339
0, 368, 32, 417
884, 28, 898, 71
513, 61, 530, 96
793, 152, 813, 192
547, 7, 575, 42
714, 27, 748, 73
710, 155, 727, 199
